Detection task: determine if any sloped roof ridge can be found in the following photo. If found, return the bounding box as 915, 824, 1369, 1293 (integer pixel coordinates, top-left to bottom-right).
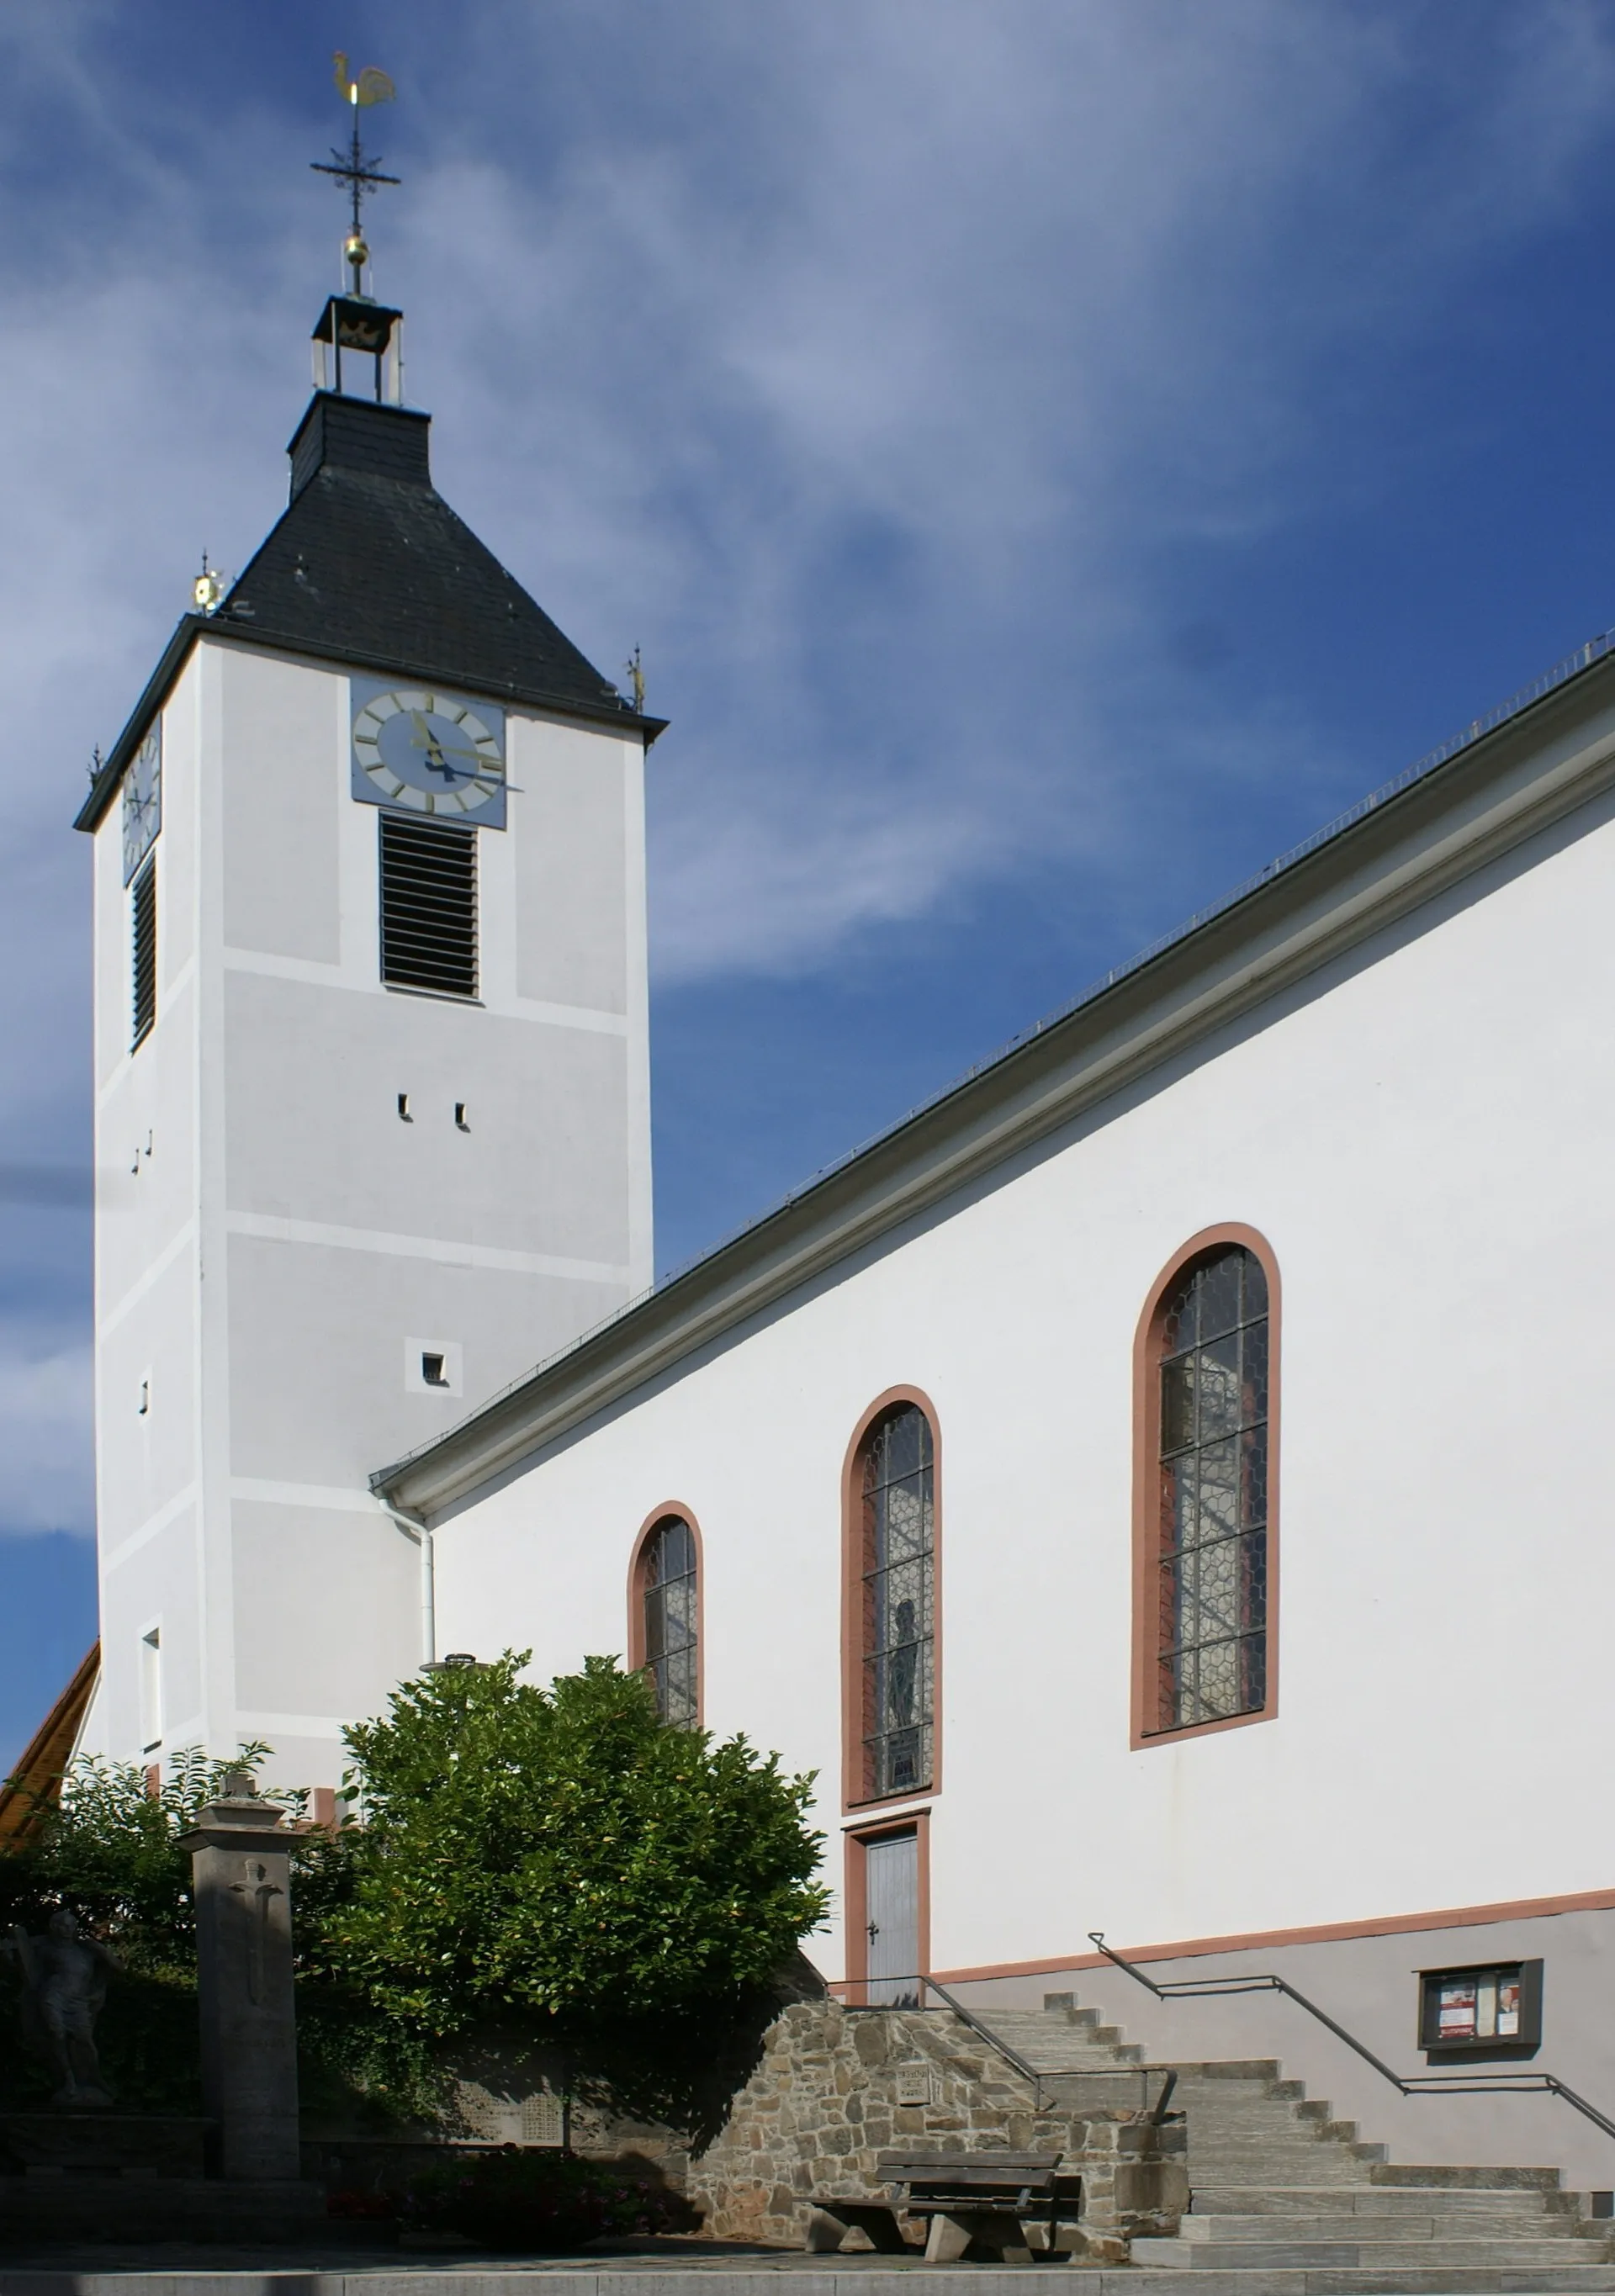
374, 615, 1615, 1489
659, 622, 1615, 1264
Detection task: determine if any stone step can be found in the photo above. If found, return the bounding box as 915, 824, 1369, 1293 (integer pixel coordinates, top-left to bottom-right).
1130, 2237, 1615, 2270
980, 2007, 1104, 2031
1163, 2061, 1289, 2083
1187, 2125, 1372, 2145
1173, 2216, 1598, 2246
1369, 2164, 1565, 2189
1185, 2168, 1389, 2189
1194, 2140, 1387, 2158
1113, 2272, 1615, 2294
1188, 2145, 1379, 2165
1191, 2188, 1582, 2219
1186, 2161, 1376, 2179
975, 2040, 1146, 2071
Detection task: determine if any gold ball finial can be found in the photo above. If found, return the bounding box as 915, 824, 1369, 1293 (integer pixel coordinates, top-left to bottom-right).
345, 230, 369, 272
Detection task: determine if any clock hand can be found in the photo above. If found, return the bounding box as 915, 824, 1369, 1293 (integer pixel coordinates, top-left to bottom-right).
407, 711, 489, 781
409, 710, 456, 778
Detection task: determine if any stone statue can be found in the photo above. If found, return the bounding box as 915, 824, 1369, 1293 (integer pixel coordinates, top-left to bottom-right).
4, 1910, 119, 2108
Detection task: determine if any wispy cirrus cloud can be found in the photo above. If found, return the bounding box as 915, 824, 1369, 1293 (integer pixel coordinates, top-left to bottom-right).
0, 0, 1612, 1557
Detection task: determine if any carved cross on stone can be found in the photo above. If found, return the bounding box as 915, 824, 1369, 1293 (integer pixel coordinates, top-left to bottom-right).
228, 1861, 284, 2006
179, 1779, 301, 2182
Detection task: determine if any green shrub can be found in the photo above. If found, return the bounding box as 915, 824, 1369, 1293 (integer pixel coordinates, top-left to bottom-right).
320, 1652, 829, 2041
2, 1653, 829, 2132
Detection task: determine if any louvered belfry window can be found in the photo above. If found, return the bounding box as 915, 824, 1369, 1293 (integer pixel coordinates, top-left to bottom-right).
1154, 1245, 1269, 1730
379, 812, 478, 997
130, 857, 157, 1050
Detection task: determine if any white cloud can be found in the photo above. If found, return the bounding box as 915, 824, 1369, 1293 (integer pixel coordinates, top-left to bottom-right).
0, 0, 1611, 1053
0, 1327, 93, 1537
0, 0, 1604, 1526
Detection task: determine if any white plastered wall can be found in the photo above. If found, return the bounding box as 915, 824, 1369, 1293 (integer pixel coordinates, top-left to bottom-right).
93, 634, 653, 1789
430, 775, 1615, 2182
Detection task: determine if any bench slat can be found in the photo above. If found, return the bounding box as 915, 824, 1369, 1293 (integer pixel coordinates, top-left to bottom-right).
896, 2167, 1061, 2185
878, 2151, 1062, 2171
880, 2172, 1060, 2187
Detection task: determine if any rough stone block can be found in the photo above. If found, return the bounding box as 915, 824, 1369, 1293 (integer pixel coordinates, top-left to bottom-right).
853, 2020, 890, 2066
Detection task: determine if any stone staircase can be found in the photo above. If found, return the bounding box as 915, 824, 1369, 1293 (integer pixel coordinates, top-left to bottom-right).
966, 1998, 1615, 2290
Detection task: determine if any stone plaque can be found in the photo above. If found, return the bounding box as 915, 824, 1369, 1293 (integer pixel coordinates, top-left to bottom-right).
895, 2064, 935, 2105
464, 2083, 564, 2146
521, 2092, 564, 2145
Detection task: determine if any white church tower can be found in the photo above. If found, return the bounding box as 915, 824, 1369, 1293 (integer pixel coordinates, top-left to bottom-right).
76, 211, 659, 1791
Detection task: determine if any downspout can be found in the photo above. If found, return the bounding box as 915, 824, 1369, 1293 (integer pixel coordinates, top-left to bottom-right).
376, 1499, 434, 1666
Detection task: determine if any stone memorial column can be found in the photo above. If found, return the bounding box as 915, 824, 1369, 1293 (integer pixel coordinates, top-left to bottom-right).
179, 1774, 301, 2182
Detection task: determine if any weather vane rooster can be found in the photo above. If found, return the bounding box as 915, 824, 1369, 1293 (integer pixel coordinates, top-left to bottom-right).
332, 52, 395, 108
314, 53, 400, 297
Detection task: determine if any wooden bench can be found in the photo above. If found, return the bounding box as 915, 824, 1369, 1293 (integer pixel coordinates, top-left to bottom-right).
807, 2148, 1082, 2262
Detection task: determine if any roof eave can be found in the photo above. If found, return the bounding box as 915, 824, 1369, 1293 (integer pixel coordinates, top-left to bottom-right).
74, 620, 669, 834
74, 616, 204, 833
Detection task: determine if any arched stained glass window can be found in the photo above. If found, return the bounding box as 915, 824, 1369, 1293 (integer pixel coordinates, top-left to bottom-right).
860, 1405, 935, 1800
1152, 1243, 1270, 1733
639, 1515, 698, 1728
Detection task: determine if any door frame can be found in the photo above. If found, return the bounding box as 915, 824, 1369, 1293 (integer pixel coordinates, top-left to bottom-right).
844, 1810, 931, 2008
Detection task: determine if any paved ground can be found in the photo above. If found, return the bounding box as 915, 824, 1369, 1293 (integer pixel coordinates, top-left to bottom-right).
0, 2233, 1094, 2280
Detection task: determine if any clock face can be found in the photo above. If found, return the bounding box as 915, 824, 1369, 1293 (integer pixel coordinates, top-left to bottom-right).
350, 682, 506, 827
121, 725, 162, 886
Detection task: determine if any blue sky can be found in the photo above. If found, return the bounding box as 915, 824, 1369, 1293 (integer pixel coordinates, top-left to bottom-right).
3, 0, 1614, 1770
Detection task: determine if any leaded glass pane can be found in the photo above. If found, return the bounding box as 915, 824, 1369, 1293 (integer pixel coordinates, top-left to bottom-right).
1161, 1358, 1195, 1454
1199, 1253, 1242, 1342
1153, 1246, 1270, 1731
861, 1404, 935, 1799
642, 1516, 698, 1728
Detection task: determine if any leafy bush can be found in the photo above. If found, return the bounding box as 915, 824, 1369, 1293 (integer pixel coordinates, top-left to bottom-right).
0, 1743, 431, 2119
0, 1746, 271, 2111
394, 2147, 700, 2251
2, 1653, 829, 2132
319, 1653, 829, 2042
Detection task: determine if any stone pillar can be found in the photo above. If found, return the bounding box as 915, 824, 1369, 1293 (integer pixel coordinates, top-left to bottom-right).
179, 1775, 301, 2181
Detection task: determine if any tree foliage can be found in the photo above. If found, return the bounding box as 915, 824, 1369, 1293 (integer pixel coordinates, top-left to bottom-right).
0, 1744, 346, 2109
0, 1653, 829, 2123
317, 1653, 829, 2039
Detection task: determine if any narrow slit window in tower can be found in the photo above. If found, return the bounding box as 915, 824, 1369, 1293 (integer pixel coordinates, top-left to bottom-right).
131, 857, 157, 1049
140, 1627, 162, 1753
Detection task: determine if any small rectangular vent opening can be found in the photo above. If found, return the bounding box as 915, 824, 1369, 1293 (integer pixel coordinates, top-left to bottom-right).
131, 857, 157, 1048
421, 1352, 448, 1387
379, 813, 477, 997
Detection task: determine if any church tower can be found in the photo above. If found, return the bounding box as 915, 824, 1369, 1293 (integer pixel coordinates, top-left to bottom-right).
76, 154, 659, 1791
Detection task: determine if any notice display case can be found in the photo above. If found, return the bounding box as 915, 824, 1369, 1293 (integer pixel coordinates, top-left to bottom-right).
1418, 1960, 1542, 2061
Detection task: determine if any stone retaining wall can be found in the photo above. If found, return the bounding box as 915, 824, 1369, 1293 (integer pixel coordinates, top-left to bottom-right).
687, 2000, 1186, 2256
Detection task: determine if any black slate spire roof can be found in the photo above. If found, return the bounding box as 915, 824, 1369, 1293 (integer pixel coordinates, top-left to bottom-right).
236, 394, 629, 714
77, 391, 663, 834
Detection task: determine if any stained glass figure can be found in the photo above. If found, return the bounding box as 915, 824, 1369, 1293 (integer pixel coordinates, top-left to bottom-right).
861, 1405, 935, 1798
641, 1516, 698, 1727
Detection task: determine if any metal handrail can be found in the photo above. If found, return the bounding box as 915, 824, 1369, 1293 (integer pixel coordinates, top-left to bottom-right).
845, 1971, 1179, 2119
1089, 1932, 1615, 2148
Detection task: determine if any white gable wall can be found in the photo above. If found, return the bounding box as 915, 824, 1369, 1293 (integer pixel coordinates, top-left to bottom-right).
429, 778, 1615, 1981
